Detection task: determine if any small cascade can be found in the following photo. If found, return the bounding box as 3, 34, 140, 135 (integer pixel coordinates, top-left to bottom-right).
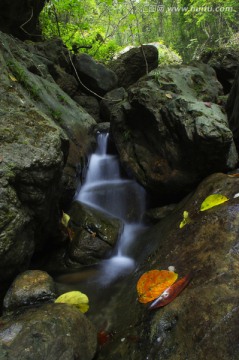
76, 132, 146, 285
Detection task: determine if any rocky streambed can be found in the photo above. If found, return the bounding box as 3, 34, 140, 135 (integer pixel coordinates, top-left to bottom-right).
1, 28, 239, 360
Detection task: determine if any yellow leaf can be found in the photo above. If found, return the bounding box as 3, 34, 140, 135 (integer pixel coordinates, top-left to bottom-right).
137, 270, 178, 304
9, 74, 17, 82
61, 211, 70, 228
165, 93, 173, 99
55, 291, 89, 313
179, 211, 190, 228
200, 194, 229, 212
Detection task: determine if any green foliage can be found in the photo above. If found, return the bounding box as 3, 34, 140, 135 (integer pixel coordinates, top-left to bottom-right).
157, 43, 182, 65
40, 0, 239, 63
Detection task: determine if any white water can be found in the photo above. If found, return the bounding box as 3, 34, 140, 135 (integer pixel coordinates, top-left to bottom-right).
76, 132, 146, 285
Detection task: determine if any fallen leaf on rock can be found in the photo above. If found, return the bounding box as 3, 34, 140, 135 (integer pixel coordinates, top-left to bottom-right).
97, 330, 113, 347
61, 211, 70, 228
200, 194, 229, 212
9, 73, 17, 82
148, 272, 192, 310
179, 210, 190, 228
55, 291, 89, 313
228, 173, 239, 178
137, 270, 178, 304
165, 93, 173, 99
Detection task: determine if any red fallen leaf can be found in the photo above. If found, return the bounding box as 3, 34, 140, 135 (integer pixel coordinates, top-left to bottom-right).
148, 272, 192, 310
97, 330, 113, 347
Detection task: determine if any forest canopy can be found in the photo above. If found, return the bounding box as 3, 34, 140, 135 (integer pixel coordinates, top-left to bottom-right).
40, 0, 239, 62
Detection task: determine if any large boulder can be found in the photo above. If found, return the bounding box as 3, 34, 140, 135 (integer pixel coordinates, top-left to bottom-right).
226, 68, 239, 152
14, 36, 97, 206
0, 99, 66, 282
73, 53, 118, 96
200, 47, 239, 94
95, 173, 239, 360
0, 31, 96, 282
109, 45, 158, 88
111, 64, 238, 204
0, 0, 46, 40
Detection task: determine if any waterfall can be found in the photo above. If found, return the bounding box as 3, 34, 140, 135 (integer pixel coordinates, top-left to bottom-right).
76, 132, 146, 284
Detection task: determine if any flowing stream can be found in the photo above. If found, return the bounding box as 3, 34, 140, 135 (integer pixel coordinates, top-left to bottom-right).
76, 132, 146, 285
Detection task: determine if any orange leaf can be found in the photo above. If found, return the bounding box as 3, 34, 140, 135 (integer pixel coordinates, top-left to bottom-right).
228, 173, 239, 178
137, 270, 178, 304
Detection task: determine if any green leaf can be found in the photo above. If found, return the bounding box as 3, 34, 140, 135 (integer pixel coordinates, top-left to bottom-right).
200, 194, 229, 212
179, 211, 190, 228
61, 211, 70, 228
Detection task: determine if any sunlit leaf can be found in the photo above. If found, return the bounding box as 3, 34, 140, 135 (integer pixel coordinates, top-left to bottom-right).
61, 211, 70, 228
200, 194, 229, 212
55, 291, 89, 313
179, 211, 190, 228
137, 270, 178, 304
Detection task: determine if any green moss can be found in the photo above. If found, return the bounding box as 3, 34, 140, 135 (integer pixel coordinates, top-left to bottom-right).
57, 93, 68, 105
50, 109, 62, 121
122, 129, 131, 141
7, 60, 42, 100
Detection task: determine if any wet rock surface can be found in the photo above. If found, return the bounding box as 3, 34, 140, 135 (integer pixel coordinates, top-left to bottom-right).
111, 64, 238, 203
0, 303, 97, 360
67, 202, 123, 265
3, 270, 56, 314
0, 269, 97, 360
93, 173, 239, 360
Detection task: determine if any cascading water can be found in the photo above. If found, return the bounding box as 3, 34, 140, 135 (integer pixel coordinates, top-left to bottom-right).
76, 132, 146, 285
